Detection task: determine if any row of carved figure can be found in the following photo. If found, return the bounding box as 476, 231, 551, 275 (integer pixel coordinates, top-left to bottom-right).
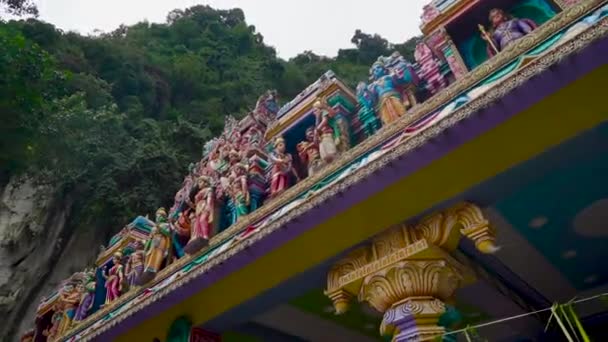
42, 209, 173, 340
34, 9, 537, 339
43, 271, 96, 340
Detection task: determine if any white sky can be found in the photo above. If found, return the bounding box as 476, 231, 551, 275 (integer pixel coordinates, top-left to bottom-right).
35, 0, 427, 59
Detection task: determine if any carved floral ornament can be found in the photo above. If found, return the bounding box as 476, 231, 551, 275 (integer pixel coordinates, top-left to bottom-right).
325, 202, 497, 340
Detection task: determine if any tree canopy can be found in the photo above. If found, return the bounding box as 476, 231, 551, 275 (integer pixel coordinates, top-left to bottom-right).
0, 5, 421, 233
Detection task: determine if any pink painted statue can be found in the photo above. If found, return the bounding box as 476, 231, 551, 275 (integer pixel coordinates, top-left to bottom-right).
102, 252, 124, 304
269, 137, 298, 197
184, 176, 216, 254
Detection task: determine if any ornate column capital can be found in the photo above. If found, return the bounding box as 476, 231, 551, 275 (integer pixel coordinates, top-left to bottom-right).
358, 258, 464, 313
324, 288, 353, 314
325, 202, 498, 341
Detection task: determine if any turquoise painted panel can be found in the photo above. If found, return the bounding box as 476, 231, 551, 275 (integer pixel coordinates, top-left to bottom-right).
495, 127, 608, 290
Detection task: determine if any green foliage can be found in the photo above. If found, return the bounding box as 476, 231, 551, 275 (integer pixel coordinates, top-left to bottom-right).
0, 26, 61, 176
0, 0, 38, 16
0, 5, 421, 233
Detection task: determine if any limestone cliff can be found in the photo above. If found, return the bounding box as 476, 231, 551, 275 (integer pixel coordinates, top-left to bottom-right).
0, 175, 107, 341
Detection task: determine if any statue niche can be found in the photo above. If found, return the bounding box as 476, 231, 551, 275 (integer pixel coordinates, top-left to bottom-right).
480, 8, 538, 56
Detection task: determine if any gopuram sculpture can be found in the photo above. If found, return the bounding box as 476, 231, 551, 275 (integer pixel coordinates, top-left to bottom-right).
314, 100, 339, 164
139, 208, 172, 284
125, 240, 145, 288
229, 162, 251, 222
57, 282, 80, 335
73, 271, 96, 322
185, 176, 219, 254
102, 252, 125, 304
480, 8, 537, 56
24, 0, 603, 339
356, 52, 419, 128
356, 81, 381, 138
297, 126, 323, 177
268, 137, 298, 197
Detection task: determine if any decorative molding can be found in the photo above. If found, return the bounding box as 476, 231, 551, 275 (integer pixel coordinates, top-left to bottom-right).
61, 4, 607, 340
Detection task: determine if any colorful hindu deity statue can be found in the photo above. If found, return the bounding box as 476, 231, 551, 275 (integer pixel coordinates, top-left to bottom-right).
57, 282, 81, 334
364, 56, 418, 126
210, 142, 230, 176
254, 89, 279, 123
229, 163, 250, 221
297, 127, 322, 177
269, 137, 299, 197
315, 97, 351, 154
44, 311, 63, 341
185, 176, 218, 254
139, 208, 172, 284
228, 148, 243, 169
481, 8, 537, 56
172, 209, 193, 248
102, 252, 125, 304
73, 271, 96, 322
356, 81, 381, 138
126, 240, 145, 288
314, 100, 339, 164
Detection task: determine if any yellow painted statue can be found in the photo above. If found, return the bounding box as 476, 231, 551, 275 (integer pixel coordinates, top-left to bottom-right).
138, 208, 172, 284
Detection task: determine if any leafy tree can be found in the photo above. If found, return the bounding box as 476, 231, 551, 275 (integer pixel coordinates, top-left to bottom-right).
349, 29, 391, 64
0, 0, 38, 16
0, 5, 422, 233
0, 26, 61, 178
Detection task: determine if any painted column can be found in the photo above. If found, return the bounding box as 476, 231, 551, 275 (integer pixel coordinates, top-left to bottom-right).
426, 28, 468, 80
325, 203, 497, 341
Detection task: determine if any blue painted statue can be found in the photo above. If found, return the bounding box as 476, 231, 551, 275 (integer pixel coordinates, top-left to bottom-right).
482, 8, 537, 56
362, 53, 418, 127
356, 82, 381, 138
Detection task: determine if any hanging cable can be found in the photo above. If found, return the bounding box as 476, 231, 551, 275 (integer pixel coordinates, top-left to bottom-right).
441, 293, 607, 337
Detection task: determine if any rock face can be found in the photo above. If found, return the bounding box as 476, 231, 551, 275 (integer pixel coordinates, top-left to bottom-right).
0, 175, 106, 341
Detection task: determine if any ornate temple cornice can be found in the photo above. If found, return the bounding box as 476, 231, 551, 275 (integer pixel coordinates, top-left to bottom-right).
62, 1, 608, 340
264, 77, 357, 141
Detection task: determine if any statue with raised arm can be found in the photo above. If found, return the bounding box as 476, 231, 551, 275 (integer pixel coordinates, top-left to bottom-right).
481, 8, 537, 56
313, 100, 339, 164
138, 208, 171, 284
297, 126, 323, 177
365, 56, 418, 126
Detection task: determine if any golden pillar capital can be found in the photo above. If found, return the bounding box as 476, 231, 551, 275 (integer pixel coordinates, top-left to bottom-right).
414, 202, 498, 254
325, 202, 497, 341
359, 258, 464, 314
324, 289, 353, 314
